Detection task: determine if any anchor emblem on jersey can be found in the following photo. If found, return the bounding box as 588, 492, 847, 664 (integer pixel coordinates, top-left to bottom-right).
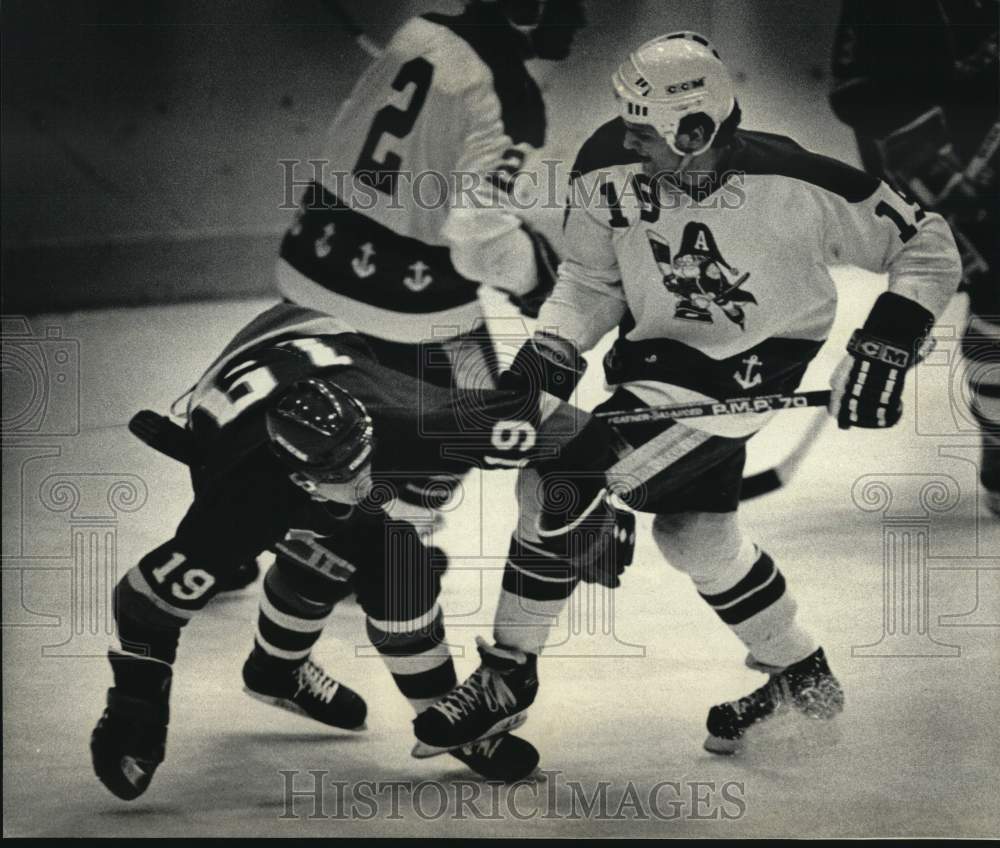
313, 222, 335, 258
647, 224, 757, 330
351, 242, 376, 278
404, 260, 433, 292
733, 354, 763, 390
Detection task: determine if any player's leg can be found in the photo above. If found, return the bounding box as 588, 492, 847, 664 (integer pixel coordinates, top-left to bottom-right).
646, 458, 843, 754
411, 465, 579, 756
413, 400, 622, 756
241, 536, 367, 731
347, 511, 538, 780
91, 461, 296, 800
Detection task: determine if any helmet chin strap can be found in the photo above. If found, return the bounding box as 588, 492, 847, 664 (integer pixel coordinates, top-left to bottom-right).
675, 152, 697, 172
665, 128, 715, 160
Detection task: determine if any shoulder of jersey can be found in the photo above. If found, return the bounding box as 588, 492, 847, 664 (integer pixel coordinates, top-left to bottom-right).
570, 118, 645, 181
388, 17, 490, 95
388, 12, 546, 147
729, 129, 880, 203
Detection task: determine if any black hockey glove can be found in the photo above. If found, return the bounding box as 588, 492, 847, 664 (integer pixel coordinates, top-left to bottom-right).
535, 482, 636, 589
830, 291, 934, 429
498, 333, 586, 402
507, 223, 560, 319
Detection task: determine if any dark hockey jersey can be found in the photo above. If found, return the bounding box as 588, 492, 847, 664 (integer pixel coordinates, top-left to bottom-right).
186, 303, 554, 475
542, 120, 962, 436
277, 4, 546, 343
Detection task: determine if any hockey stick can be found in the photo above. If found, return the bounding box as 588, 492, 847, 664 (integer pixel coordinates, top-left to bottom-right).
320, 0, 384, 58
740, 409, 830, 500
594, 390, 831, 426
940, 117, 1000, 202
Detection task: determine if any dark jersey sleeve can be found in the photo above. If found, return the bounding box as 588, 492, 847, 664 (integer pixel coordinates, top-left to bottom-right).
330, 358, 555, 472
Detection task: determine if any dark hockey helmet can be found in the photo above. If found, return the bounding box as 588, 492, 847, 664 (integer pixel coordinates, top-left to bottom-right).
265, 378, 374, 482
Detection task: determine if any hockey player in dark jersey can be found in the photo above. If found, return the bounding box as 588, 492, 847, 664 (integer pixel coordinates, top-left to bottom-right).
410, 31, 963, 759
830, 0, 1000, 515
90, 303, 634, 800
277, 0, 583, 514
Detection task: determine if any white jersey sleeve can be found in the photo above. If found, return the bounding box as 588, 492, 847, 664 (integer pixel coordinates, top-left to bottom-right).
536, 177, 627, 350
819, 179, 962, 319
441, 73, 536, 296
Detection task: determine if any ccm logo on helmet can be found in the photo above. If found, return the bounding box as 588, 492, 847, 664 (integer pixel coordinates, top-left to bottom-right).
666, 77, 705, 95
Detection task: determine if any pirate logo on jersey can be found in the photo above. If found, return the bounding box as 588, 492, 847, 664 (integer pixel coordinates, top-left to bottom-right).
647, 223, 757, 330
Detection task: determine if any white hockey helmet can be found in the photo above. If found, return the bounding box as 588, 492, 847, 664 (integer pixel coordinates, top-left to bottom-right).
612, 31, 735, 156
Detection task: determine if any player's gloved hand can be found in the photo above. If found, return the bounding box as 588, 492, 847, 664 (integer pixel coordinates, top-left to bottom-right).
829, 291, 934, 429
535, 478, 636, 589
499, 333, 586, 402
507, 223, 560, 319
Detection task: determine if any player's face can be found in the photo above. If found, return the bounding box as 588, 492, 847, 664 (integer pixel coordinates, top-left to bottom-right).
291, 463, 374, 505
623, 120, 714, 175
622, 121, 679, 170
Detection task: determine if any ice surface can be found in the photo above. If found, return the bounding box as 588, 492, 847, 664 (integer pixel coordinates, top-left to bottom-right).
3, 280, 997, 837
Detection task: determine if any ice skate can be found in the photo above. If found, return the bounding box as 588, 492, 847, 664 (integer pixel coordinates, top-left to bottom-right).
412, 637, 538, 758
449, 733, 540, 783
91, 651, 172, 801
242, 653, 367, 731
704, 647, 844, 755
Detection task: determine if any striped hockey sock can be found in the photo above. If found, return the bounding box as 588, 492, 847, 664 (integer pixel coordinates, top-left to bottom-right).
251, 558, 353, 668
698, 550, 816, 669
493, 534, 579, 657
366, 603, 457, 714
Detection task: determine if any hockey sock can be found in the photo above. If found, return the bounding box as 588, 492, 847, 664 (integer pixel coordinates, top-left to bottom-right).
113, 568, 185, 665
697, 548, 817, 669
252, 555, 352, 667
493, 534, 579, 657
366, 604, 457, 714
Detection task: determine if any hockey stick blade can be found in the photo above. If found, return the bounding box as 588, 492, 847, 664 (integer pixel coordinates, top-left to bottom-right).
595, 390, 831, 426
128, 410, 197, 466
740, 408, 831, 500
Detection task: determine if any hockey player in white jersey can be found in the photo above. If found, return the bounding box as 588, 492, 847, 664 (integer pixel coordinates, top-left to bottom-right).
411, 31, 963, 758
278, 0, 582, 510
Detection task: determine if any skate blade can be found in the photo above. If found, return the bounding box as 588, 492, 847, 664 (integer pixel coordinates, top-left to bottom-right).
243, 687, 367, 732
410, 711, 528, 759
703, 734, 742, 756
706, 712, 843, 759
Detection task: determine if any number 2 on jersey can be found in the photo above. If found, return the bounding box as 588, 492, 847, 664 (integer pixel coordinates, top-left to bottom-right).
354, 57, 434, 195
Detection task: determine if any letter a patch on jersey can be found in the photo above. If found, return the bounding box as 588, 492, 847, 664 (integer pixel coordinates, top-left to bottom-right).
646, 223, 758, 331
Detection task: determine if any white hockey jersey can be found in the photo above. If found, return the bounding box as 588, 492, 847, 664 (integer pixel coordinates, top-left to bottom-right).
540, 120, 962, 435
278, 7, 545, 343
